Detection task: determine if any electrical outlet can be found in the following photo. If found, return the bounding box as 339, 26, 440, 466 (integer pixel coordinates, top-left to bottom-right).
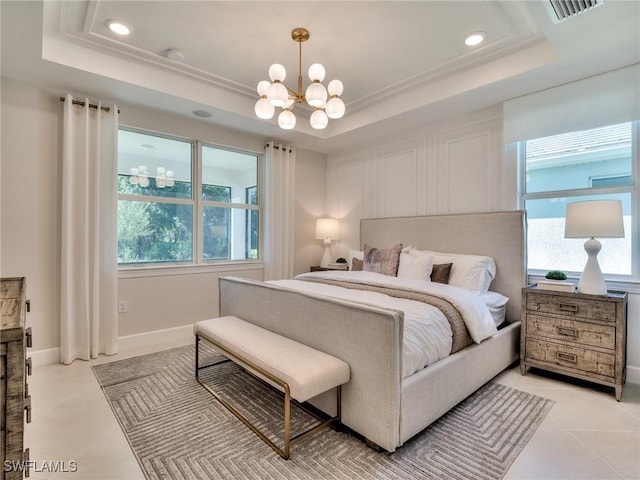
118, 300, 128, 314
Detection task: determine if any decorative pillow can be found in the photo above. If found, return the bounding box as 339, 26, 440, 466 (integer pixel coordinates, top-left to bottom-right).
430, 263, 453, 284
348, 249, 364, 270
351, 257, 363, 271
363, 243, 402, 276
397, 252, 433, 280
408, 248, 496, 294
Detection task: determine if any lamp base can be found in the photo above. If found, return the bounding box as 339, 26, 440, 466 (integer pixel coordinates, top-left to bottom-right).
577, 237, 608, 295
320, 238, 332, 268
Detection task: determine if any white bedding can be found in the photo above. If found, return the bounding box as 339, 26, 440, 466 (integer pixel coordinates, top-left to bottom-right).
269, 270, 499, 378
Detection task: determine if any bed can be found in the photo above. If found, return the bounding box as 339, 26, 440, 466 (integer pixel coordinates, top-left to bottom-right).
218, 211, 526, 452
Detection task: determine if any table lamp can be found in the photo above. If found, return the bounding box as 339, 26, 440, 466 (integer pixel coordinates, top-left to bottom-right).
315, 218, 339, 268
564, 199, 624, 295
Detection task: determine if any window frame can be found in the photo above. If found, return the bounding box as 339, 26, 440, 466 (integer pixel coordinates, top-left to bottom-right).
517, 120, 639, 284
117, 127, 263, 273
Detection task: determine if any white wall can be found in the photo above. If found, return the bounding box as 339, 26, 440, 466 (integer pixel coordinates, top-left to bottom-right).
326, 105, 640, 384
0, 78, 327, 356
328, 106, 506, 253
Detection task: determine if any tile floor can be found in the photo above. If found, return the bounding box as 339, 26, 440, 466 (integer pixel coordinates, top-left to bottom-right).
25, 339, 640, 480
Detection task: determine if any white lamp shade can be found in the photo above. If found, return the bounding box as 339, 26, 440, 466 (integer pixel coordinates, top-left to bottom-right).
565, 200, 625, 238
310, 110, 328, 129
256, 80, 271, 96
325, 97, 345, 119
308, 63, 326, 82
268, 63, 286, 82
254, 98, 275, 119
315, 218, 339, 240
267, 82, 288, 107
305, 82, 327, 107
278, 110, 296, 129
327, 79, 343, 96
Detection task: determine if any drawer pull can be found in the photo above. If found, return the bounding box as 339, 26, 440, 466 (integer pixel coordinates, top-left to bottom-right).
24, 395, 32, 423
557, 327, 578, 337
558, 303, 579, 313
26, 356, 32, 376
556, 351, 577, 363
25, 327, 33, 348
26, 299, 31, 313
23, 448, 30, 477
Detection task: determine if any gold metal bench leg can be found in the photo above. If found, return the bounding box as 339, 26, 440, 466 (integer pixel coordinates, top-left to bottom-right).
195, 332, 343, 460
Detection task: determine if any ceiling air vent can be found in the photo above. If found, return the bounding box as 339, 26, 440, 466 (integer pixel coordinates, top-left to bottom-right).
548, 0, 604, 21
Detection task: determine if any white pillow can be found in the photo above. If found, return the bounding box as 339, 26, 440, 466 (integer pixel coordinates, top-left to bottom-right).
407, 248, 496, 295
479, 291, 509, 326
397, 252, 433, 280
348, 249, 364, 270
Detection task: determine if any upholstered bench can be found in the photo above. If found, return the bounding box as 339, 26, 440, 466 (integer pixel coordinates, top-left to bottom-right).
194, 316, 350, 459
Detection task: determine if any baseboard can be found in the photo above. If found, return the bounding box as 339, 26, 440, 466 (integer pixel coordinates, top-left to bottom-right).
117, 323, 193, 351
30, 347, 60, 367
627, 365, 640, 385
29, 324, 193, 366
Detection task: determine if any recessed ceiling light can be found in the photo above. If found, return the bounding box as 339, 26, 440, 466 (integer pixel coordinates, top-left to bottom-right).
193, 110, 212, 118
465, 32, 485, 46
107, 20, 131, 36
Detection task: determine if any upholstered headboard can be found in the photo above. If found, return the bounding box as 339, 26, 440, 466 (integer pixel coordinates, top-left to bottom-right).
360, 211, 526, 322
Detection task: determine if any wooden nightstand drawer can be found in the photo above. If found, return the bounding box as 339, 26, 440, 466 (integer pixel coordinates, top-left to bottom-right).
525, 313, 616, 350
526, 292, 616, 322
525, 338, 615, 379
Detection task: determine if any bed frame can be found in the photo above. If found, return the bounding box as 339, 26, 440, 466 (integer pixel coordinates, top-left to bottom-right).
219, 211, 526, 452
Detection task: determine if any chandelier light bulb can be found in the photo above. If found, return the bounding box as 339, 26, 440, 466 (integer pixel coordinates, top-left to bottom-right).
165, 170, 175, 187
255, 98, 275, 119
138, 174, 149, 188
268, 64, 286, 82
305, 82, 328, 107
326, 97, 346, 119
256, 80, 271, 96
308, 63, 326, 82
327, 79, 344, 97
267, 82, 289, 107
310, 110, 329, 129
278, 110, 296, 130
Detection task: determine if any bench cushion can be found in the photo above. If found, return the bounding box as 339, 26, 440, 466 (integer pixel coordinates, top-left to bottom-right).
195, 316, 350, 402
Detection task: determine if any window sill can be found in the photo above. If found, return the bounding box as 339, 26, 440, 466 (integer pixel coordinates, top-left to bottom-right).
118, 261, 264, 279
527, 273, 640, 295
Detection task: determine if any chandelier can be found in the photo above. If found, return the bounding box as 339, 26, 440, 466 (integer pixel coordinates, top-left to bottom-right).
254, 28, 345, 130
129, 165, 175, 188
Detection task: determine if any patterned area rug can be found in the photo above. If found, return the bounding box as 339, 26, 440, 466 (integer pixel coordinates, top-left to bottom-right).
93, 345, 554, 480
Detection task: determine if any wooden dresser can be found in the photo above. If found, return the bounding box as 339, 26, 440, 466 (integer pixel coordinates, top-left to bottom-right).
1, 277, 31, 479
520, 285, 628, 401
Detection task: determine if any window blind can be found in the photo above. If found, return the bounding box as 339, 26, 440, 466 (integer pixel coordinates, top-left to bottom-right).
503, 64, 639, 144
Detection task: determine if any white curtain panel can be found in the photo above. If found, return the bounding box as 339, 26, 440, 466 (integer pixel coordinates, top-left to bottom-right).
263, 142, 296, 280
60, 94, 119, 364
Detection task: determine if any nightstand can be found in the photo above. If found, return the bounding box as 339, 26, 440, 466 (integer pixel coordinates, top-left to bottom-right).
520, 285, 628, 401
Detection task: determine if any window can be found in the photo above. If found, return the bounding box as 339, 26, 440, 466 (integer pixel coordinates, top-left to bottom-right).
117, 129, 260, 266
520, 122, 637, 278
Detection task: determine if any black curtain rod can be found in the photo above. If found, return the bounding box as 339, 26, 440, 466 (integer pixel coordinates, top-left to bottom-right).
59, 97, 119, 114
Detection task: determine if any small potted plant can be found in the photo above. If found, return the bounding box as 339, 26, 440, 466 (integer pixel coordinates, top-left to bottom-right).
539, 270, 574, 292
545, 270, 567, 281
